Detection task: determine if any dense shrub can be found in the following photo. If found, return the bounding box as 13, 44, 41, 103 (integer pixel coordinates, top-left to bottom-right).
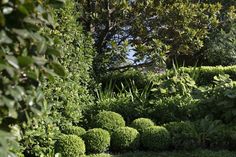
111, 127, 140, 152
174, 66, 236, 85
43, 0, 95, 126
55, 135, 85, 157
196, 75, 236, 123
130, 118, 155, 133
164, 121, 198, 150
141, 126, 170, 151
92, 111, 125, 132
61, 126, 86, 137
194, 117, 230, 149
149, 95, 198, 124
83, 128, 110, 153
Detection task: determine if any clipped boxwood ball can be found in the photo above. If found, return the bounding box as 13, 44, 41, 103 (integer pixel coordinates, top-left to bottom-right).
55, 135, 85, 157
130, 118, 155, 133
141, 126, 170, 151
111, 127, 140, 152
83, 128, 110, 153
164, 121, 198, 150
93, 111, 125, 133
61, 125, 86, 137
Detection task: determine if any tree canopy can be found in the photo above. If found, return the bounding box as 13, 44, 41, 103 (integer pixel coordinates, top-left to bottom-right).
77, 0, 235, 76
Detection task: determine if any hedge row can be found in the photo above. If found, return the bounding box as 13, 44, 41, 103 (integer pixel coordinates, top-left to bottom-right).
100, 66, 236, 88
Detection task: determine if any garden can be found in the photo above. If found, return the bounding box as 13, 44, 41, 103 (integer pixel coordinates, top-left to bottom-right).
0, 0, 236, 157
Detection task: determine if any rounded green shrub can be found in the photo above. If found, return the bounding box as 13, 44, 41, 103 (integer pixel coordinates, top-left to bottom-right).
93, 111, 125, 133
130, 118, 155, 133
141, 126, 170, 151
111, 127, 140, 152
61, 126, 86, 137
83, 128, 110, 153
164, 121, 198, 150
55, 135, 85, 157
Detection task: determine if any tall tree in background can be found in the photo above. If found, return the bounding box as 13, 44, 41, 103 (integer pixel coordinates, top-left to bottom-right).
76, 0, 234, 77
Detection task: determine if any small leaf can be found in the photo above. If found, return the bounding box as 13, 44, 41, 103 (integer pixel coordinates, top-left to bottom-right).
37, 38, 47, 54
12, 29, 31, 39
0, 12, 5, 26
6, 56, 19, 69
18, 5, 29, 15
33, 56, 47, 65
0, 30, 12, 44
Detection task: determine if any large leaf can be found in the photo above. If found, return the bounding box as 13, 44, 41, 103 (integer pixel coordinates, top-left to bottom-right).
18, 56, 34, 67
51, 62, 66, 77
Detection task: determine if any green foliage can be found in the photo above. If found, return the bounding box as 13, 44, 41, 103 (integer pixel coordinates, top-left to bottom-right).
21, 114, 60, 157
130, 118, 155, 133
61, 126, 86, 137
20, 0, 95, 156
151, 72, 196, 97
83, 128, 110, 154
204, 23, 236, 66
0, 0, 64, 155
174, 66, 236, 85
196, 75, 236, 123
111, 127, 140, 152
149, 94, 198, 124
194, 117, 228, 148
164, 121, 198, 150
141, 126, 170, 151
92, 111, 125, 133
55, 135, 85, 157
77, 0, 222, 74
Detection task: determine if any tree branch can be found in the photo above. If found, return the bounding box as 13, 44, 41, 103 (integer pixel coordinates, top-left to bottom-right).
107, 61, 154, 71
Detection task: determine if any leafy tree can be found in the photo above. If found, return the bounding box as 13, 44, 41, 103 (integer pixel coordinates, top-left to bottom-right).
204, 23, 236, 66
77, 0, 222, 76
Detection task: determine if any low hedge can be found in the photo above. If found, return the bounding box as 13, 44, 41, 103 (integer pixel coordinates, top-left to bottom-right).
111, 127, 140, 152
55, 135, 85, 157
100, 66, 236, 88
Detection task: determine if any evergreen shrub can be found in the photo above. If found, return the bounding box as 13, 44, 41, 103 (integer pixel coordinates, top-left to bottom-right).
130, 118, 155, 133
55, 135, 85, 157
83, 128, 110, 153
164, 121, 198, 149
111, 127, 140, 152
141, 126, 170, 151
93, 111, 125, 133
61, 126, 86, 137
